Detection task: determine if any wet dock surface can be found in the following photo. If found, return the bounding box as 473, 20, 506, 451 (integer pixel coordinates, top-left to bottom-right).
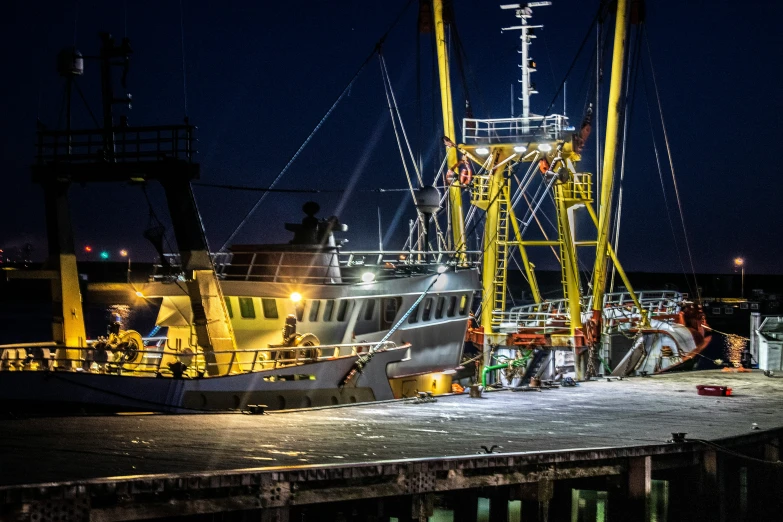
1, 370, 781, 487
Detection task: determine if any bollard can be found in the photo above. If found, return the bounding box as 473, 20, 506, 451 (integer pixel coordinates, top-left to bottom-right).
469, 385, 482, 398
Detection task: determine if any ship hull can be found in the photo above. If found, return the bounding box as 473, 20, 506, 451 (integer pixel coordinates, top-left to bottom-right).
0, 348, 407, 414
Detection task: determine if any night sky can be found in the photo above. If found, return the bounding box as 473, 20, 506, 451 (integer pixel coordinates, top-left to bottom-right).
1, 0, 781, 274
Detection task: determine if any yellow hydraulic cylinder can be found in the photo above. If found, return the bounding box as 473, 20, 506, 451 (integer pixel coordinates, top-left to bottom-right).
433, 0, 466, 255
592, 0, 630, 314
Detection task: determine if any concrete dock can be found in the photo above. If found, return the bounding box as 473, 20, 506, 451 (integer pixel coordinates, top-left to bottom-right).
2, 370, 783, 521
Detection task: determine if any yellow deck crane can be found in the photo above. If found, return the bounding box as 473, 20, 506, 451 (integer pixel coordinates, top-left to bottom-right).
432, 0, 647, 381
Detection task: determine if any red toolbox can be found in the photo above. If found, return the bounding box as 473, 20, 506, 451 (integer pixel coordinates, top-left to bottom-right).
696, 385, 732, 396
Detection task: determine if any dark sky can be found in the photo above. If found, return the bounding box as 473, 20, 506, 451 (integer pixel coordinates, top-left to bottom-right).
1, 0, 782, 274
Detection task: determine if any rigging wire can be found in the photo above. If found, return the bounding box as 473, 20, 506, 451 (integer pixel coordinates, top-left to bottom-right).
217, 0, 415, 253
641, 79, 692, 298
644, 31, 701, 302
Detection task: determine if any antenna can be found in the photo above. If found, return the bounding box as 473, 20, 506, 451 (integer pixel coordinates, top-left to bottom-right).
501, 2, 551, 131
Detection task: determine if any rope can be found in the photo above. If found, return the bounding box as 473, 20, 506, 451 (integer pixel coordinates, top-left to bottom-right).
703, 324, 750, 341
218, 0, 415, 253
644, 31, 701, 302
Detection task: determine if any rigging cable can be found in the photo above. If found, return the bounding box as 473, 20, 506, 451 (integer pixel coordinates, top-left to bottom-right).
644, 30, 701, 302
218, 0, 415, 253
640, 49, 695, 299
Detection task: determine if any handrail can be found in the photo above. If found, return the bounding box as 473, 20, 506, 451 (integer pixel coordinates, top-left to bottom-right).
152, 250, 482, 283
0, 340, 402, 377
462, 114, 571, 144
495, 290, 685, 333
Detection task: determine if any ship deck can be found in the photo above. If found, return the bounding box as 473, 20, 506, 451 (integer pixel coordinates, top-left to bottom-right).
1, 370, 781, 487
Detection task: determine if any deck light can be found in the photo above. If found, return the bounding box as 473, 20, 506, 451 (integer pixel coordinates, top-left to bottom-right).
475, 147, 489, 156
538, 143, 552, 152
361, 272, 376, 283
513, 146, 527, 153
290, 292, 302, 302
135, 291, 144, 298
437, 265, 448, 274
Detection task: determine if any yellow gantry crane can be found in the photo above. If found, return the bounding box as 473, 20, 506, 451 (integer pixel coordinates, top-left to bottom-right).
432, 0, 647, 379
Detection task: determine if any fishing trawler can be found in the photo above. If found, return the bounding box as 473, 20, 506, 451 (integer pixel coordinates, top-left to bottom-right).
0, 0, 710, 414
0, 31, 479, 413
415, 0, 711, 386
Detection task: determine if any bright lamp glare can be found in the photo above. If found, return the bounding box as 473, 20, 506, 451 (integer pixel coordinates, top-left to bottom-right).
538, 143, 552, 152
513, 146, 527, 153
290, 292, 302, 302
437, 265, 448, 274
475, 147, 489, 155
135, 291, 144, 298
361, 272, 376, 283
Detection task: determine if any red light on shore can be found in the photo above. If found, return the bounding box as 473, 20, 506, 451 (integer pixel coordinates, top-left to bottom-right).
85, 246, 93, 253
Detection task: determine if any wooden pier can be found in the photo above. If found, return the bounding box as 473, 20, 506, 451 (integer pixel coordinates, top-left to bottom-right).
2, 371, 783, 521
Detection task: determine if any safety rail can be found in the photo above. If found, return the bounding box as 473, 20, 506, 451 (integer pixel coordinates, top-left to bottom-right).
495, 291, 685, 333
35, 124, 197, 164
462, 115, 571, 144
0, 340, 401, 377
152, 250, 482, 283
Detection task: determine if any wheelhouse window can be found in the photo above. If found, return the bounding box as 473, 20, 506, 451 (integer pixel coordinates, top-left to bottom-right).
262, 299, 279, 319
422, 298, 434, 321
363, 299, 376, 321
381, 297, 402, 330
323, 299, 335, 321
435, 296, 445, 319
408, 304, 420, 324
447, 296, 457, 317
225, 297, 234, 318
336, 300, 352, 321
309, 300, 321, 322
239, 297, 256, 319
295, 301, 305, 321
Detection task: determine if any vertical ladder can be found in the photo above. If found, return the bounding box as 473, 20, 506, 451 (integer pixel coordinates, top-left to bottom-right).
492, 183, 510, 321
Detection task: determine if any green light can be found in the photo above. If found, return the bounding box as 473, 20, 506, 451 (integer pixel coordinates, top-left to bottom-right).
100, 251, 109, 260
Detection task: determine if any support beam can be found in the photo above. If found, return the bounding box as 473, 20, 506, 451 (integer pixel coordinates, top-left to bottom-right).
452, 490, 478, 522
433, 0, 466, 258
42, 181, 86, 364
592, 0, 631, 317
161, 177, 237, 376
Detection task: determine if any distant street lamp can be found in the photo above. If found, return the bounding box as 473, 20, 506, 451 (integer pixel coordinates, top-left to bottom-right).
120, 249, 131, 283
734, 257, 745, 298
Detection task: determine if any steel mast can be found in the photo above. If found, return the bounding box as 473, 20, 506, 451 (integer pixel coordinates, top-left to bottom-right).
433, 0, 467, 257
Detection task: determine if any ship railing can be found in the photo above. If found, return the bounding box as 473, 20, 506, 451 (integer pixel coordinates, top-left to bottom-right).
462, 115, 571, 145
35, 124, 197, 164
152, 250, 482, 283
0, 340, 400, 377
495, 290, 684, 334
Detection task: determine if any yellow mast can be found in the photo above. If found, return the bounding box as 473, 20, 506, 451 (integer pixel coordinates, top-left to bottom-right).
433, 0, 467, 256
591, 0, 631, 320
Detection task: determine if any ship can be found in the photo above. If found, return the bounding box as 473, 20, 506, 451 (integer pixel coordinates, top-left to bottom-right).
0, 0, 712, 414
0, 31, 480, 413
412, 0, 712, 386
